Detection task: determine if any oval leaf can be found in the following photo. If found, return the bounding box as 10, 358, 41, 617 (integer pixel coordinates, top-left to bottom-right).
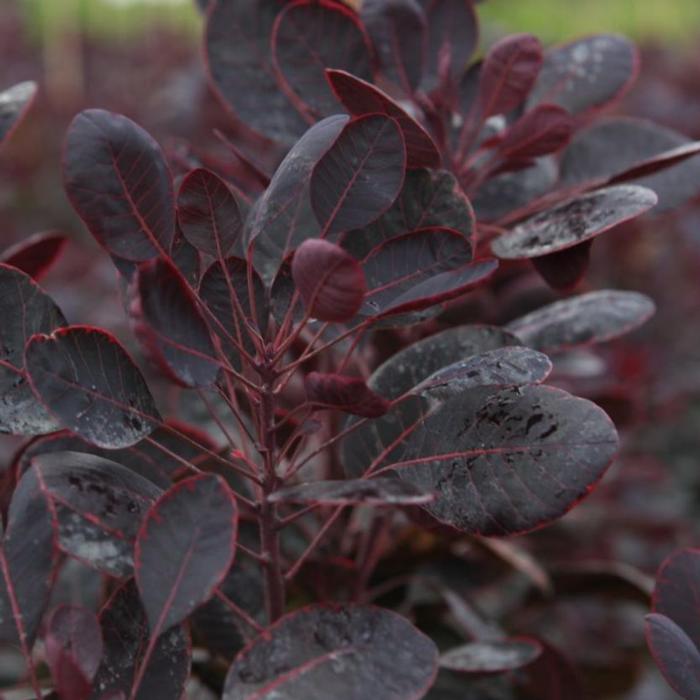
63, 110, 175, 261
292, 239, 366, 322
491, 185, 657, 259
497, 104, 573, 160
25, 326, 160, 449
223, 605, 438, 700
305, 372, 390, 418
0, 232, 67, 281
135, 474, 238, 635
440, 638, 542, 674
506, 290, 656, 353
0, 81, 37, 146
310, 114, 406, 237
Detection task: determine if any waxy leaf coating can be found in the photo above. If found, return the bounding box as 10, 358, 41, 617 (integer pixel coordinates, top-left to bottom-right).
311, 114, 406, 237
223, 605, 439, 699
64, 109, 175, 261
25, 326, 160, 449
136, 259, 219, 388
292, 239, 366, 322
491, 185, 657, 260
0, 81, 37, 146
268, 477, 434, 506
305, 372, 390, 418
30, 451, 162, 577
0, 232, 67, 281
272, 0, 373, 120
440, 639, 542, 673
135, 474, 238, 634
507, 290, 656, 353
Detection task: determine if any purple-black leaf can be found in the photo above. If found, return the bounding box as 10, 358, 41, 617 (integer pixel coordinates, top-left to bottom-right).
292, 239, 366, 322
310, 114, 406, 237
526, 34, 637, 116
25, 326, 160, 449
177, 168, 242, 259
491, 185, 657, 259
134, 473, 238, 634
268, 477, 434, 506
0, 232, 67, 281
305, 372, 390, 417
63, 109, 175, 261
439, 638, 542, 673
272, 0, 373, 121
496, 104, 573, 160
0, 81, 37, 147
30, 451, 162, 577
530, 239, 592, 291
506, 290, 656, 353
327, 69, 440, 169
136, 258, 219, 388
222, 605, 438, 699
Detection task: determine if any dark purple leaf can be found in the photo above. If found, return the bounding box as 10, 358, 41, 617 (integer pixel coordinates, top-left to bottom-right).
477, 33, 542, 118
0, 232, 67, 281
497, 104, 573, 160
530, 239, 592, 291
45, 605, 102, 700
63, 110, 175, 261
0, 264, 67, 435
506, 290, 656, 353
92, 581, 190, 700
491, 185, 657, 259
0, 465, 56, 657
310, 114, 406, 237
361, 0, 426, 95
561, 117, 700, 211
646, 613, 700, 700
327, 69, 440, 169
205, 0, 307, 144
305, 372, 390, 417
25, 326, 160, 448
0, 81, 37, 147
424, 0, 478, 91
222, 605, 438, 699
249, 114, 349, 283
30, 451, 162, 577
521, 639, 583, 700
136, 259, 219, 388
379, 384, 619, 535
268, 477, 434, 505
271, 0, 373, 121
526, 34, 638, 116
292, 239, 366, 322
414, 346, 552, 399
170, 230, 201, 286
440, 638, 542, 673
177, 168, 242, 258
135, 474, 238, 634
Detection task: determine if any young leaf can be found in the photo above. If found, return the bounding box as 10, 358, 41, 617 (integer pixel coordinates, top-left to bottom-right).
491, 185, 657, 260
0, 264, 67, 435
507, 290, 656, 353
0, 232, 67, 281
249, 114, 349, 284
92, 581, 190, 700
0, 81, 37, 146
136, 259, 219, 388
272, 0, 373, 120
326, 69, 440, 169
496, 104, 573, 160
30, 451, 162, 577
361, 0, 426, 95
646, 613, 700, 700
269, 477, 434, 506
205, 0, 307, 144
305, 372, 390, 418
177, 168, 242, 258
379, 385, 619, 535
292, 239, 366, 322
45, 605, 103, 700
63, 110, 175, 261
440, 638, 542, 673
413, 346, 552, 399
310, 114, 406, 237
477, 33, 543, 118
526, 34, 637, 116
135, 474, 238, 635
25, 326, 161, 449
222, 605, 438, 699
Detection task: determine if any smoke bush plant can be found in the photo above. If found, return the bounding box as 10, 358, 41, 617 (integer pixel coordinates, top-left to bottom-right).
1, 1, 700, 698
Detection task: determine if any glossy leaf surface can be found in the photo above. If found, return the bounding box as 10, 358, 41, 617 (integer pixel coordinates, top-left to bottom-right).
440, 639, 542, 673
